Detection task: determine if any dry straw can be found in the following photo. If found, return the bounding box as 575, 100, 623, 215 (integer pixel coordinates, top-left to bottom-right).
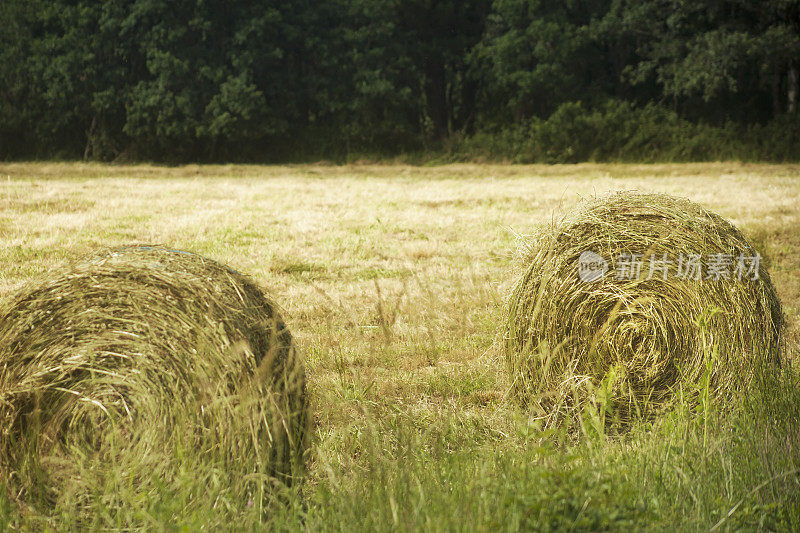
506, 191, 784, 428
0, 246, 309, 514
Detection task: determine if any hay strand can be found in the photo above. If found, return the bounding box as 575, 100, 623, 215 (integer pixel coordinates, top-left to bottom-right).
0, 245, 309, 515
506, 191, 784, 428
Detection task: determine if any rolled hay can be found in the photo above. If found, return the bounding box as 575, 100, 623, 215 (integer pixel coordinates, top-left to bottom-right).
506, 191, 784, 427
0, 246, 309, 514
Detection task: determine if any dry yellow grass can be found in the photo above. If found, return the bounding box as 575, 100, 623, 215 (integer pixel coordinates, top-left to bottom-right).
0, 162, 798, 440
1, 162, 799, 528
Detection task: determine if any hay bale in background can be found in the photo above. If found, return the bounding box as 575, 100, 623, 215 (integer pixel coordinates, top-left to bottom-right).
506, 191, 784, 426
0, 246, 309, 513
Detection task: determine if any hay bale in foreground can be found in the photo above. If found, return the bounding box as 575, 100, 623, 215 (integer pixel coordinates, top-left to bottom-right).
0, 246, 309, 512
506, 191, 784, 426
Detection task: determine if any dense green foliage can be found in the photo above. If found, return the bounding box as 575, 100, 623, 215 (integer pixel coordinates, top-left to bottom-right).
1, 0, 799, 161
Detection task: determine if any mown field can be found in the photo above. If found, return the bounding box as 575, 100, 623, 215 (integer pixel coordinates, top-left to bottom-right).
0, 162, 799, 531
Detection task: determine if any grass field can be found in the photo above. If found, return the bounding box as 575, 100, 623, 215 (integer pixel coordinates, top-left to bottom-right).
0, 162, 799, 531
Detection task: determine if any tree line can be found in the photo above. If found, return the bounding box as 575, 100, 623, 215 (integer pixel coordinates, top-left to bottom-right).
1, 0, 799, 162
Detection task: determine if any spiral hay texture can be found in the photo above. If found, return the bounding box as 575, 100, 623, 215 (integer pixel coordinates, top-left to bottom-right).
0, 246, 309, 514
506, 191, 784, 425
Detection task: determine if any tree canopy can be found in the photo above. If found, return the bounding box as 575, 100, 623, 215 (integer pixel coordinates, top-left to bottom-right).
1, 0, 798, 161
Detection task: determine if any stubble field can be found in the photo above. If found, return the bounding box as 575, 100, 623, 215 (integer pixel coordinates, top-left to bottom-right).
0, 162, 798, 530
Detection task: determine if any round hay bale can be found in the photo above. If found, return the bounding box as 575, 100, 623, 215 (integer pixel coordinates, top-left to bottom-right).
506, 191, 784, 426
0, 246, 309, 513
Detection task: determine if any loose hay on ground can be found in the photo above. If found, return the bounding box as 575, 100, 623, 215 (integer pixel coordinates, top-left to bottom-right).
505, 191, 785, 428
0, 246, 309, 517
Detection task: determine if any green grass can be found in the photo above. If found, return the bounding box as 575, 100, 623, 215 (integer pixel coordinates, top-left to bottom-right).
0, 162, 798, 530
4, 373, 797, 531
